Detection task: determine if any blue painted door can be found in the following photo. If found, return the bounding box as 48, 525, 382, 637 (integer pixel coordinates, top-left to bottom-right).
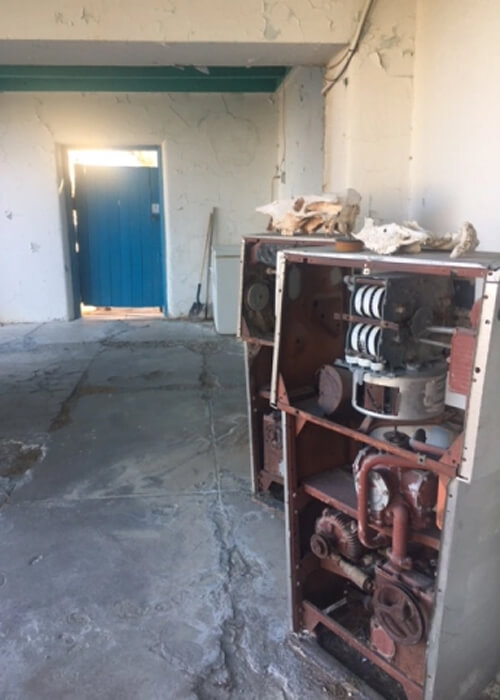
74, 164, 165, 308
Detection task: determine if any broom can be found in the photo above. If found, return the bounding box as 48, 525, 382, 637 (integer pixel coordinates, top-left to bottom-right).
189, 209, 214, 317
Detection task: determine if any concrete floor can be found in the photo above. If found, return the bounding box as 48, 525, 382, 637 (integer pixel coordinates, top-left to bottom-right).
0, 318, 379, 700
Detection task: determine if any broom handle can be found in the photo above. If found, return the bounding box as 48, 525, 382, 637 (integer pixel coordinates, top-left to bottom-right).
205, 209, 216, 319
198, 210, 214, 283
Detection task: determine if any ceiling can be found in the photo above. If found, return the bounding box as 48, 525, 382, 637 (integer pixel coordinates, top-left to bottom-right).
0, 39, 340, 92
0, 40, 340, 67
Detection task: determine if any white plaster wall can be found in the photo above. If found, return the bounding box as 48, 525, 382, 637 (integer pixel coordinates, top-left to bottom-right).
0, 0, 358, 46
324, 0, 416, 223
275, 67, 324, 198
0, 92, 278, 321
409, 0, 500, 249
0, 101, 68, 323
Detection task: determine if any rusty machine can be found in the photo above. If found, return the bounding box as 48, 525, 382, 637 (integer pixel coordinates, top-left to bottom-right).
270, 247, 500, 699
237, 234, 333, 497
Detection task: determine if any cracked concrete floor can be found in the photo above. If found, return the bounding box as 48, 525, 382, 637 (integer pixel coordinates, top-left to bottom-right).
0, 318, 378, 700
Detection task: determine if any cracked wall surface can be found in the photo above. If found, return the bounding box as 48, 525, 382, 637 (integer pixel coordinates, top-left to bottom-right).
4, 1, 498, 321
0, 69, 324, 322
0, 92, 278, 322
409, 0, 500, 249
0, 0, 362, 44
323, 0, 500, 249
324, 0, 416, 223
275, 66, 324, 198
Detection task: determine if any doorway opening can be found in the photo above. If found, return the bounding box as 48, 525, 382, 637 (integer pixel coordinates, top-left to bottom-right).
66, 147, 166, 319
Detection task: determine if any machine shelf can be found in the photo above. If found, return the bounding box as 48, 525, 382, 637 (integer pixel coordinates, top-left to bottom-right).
278, 399, 457, 478
303, 467, 357, 516
303, 468, 441, 550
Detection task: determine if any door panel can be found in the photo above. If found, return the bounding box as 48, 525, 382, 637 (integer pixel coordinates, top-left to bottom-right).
74, 164, 164, 308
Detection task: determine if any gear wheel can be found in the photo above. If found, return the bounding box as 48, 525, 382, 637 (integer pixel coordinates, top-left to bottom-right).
243, 275, 274, 335
312, 508, 364, 562
373, 582, 425, 646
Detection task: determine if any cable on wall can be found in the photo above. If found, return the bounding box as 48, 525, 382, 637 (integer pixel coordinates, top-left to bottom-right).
322, 0, 376, 96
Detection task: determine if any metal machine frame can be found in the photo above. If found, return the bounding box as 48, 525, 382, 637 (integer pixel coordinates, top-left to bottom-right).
238, 234, 335, 496
271, 247, 500, 699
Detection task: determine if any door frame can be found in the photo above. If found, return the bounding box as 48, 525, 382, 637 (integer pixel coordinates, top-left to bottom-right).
58, 144, 167, 319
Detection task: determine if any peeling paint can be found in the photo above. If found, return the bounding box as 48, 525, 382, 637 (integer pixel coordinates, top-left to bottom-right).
286, 6, 304, 39
379, 25, 402, 50
80, 7, 99, 24
371, 49, 389, 72
53, 10, 75, 27
262, 0, 281, 41
2, 0, 357, 45
164, 0, 177, 15
324, 0, 417, 224
263, 18, 281, 41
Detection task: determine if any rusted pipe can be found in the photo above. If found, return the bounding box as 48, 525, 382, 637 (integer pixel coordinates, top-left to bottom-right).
409, 438, 446, 458
426, 325, 455, 335
417, 337, 451, 349
388, 501, 411, 570
357, 453, 431, 550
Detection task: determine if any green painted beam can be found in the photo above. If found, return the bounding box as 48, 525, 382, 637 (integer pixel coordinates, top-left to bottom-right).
0, 65, 289, 93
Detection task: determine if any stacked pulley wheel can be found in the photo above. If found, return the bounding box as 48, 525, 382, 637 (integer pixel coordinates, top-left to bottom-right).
347, 282, 386, 367
353, 284, 385, 319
